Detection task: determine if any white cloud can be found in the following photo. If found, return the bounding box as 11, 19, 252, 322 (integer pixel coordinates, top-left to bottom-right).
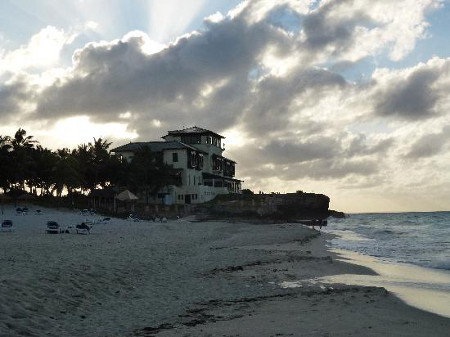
0, 26, 76, 74
205, 11, 225, 24
148, 0, 208, 43
299, 0, 438, 63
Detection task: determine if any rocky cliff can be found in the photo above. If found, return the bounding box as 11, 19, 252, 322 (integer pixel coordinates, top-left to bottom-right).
198, 192, 330, 221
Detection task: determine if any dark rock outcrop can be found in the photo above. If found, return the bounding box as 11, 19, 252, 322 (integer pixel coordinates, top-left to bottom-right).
329, 210, 346, 218
197, 192, 330, 221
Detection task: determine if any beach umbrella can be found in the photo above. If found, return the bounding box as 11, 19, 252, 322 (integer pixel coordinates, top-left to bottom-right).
115, 190, 139, 201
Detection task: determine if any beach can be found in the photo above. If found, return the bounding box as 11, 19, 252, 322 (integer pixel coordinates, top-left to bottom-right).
1, 206, 450, 336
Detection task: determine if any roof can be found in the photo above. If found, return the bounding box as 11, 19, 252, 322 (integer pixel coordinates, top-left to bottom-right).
163, 126, 225, 139
111, 141, 205, 153
115, 190, 139, 201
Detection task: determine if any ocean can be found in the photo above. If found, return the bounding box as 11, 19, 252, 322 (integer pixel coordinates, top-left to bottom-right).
321, 211, 450, 318
325, 211, 450, 271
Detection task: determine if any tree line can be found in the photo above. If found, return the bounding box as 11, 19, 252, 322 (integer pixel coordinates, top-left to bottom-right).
0, 129, 175, 202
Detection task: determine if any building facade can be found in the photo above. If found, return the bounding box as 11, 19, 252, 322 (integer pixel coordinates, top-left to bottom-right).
111, 127, 242, 205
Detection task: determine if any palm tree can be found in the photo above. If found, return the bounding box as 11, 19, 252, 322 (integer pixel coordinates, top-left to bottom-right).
11, 128, 37, 150
10, 129, 37, 192
28, 146, 58, 196
0, 135, 12, 193
72, 144, 91, 194
51, 154, 82, 198
128, 146, 175, 204
88, 138, 112, 190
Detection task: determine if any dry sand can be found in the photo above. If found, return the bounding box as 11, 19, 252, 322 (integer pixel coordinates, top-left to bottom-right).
1, 205, 449, 337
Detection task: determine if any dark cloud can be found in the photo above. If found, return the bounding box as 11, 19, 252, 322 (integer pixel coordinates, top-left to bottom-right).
35, 14, 292, 132
31, 2, 352, 140
302, 0, 373, 55
231, 133, 342, 171
346, 134, 394, 157
405, 126, 450, 158
258, 136, 339, 164
238, 157, 379, 182
286, 158, 379, 179
242, 67, 347, 136
375, 68, 441, 119
232, 131, 384, 183
303, 11, 351, 50
0, 80, 33, 122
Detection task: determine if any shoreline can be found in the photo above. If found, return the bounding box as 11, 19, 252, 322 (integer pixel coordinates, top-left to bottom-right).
149, 228, 450, 337
319, 248, 450, 319
1, 206, 450, 336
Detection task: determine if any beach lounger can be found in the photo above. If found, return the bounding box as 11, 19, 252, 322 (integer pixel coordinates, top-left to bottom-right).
1, 220, 13, 232
75, 222, 91, 235
35, 209, 42, 215
16, 208, 23, 215
127, 214, 140, 222
46, 221, 61, 234
22, 207, 29, 215
97, 217, 111, 224
80, 209, 90, 216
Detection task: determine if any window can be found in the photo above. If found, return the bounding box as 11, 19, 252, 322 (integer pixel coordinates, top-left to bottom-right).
189, 151, 197, 168
198, 154, 204, 169
181, 135, 201, 144
212, 155, 223, 171
172, 152, 178, 162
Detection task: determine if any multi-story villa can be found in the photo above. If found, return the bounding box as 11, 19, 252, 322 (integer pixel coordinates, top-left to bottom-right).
111, 126, 242, 204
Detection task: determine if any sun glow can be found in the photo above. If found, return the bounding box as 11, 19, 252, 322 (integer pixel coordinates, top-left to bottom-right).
223, 128, 248, 148
37, 116, 138, 149
148, 0, 208, 43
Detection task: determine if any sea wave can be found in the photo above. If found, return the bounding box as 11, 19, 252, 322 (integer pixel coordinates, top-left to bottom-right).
326, 212, 450, 273
428, 259, 450, 271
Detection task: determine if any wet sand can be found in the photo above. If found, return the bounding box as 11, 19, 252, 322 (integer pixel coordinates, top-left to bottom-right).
318, 249, 450, 319
1, 206, 450, 336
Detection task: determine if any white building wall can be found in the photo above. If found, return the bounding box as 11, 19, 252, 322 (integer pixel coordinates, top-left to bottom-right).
163, 134, 224, 175
160, 148, 215, 205
163, 149, 187, 169
172, 184, 228, 204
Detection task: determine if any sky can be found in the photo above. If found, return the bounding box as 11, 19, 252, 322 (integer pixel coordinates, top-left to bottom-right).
1, 0, 450, 213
